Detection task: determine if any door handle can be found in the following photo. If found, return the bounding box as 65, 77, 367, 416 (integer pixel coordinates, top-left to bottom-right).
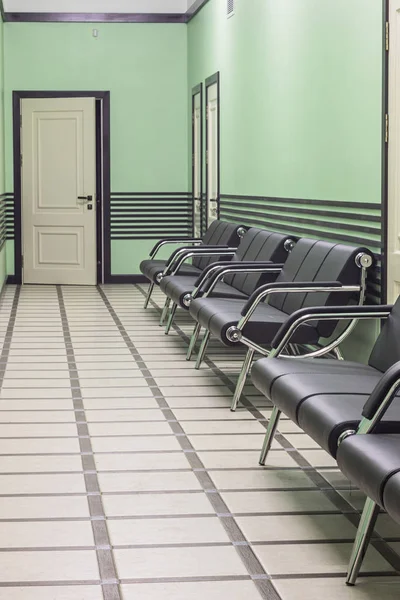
77, 195, 93, 203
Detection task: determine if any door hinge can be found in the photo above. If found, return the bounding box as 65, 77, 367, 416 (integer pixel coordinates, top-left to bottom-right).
385, 114, 389, 143
21, 255, 24, 268
20, 114, 22, 127
206, 105, 209, 120
20, 154, 23, 167
206, 149, 208, 164
192, 153, 194, 167
386, 21, 389, 52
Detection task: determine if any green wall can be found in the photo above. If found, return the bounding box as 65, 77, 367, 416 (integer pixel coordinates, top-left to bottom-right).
4, 22, 189, 274
188, 0, 383, 202
188, 0, 384, 361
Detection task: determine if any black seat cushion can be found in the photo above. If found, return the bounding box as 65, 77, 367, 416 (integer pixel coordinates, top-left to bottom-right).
383, 467, 400, 523
337, 434, 400, 509
251, 357, 376, 422
189, 297, 319, 347
160, 275, 247, 307
298, 393, 400, 457
140, 259, 201, 283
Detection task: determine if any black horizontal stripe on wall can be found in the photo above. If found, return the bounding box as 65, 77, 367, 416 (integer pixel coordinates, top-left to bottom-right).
222, 206, 380, 237
221, 194, 381, 211
3, 194, 14, 244
219, 194, 383, 303
110, 192, 194, 240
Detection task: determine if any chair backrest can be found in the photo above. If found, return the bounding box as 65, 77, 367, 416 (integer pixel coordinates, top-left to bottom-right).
369, 297, 400, 373
269, 238, 370, 337
193, 221, 244, 271
223, 228, 291, 296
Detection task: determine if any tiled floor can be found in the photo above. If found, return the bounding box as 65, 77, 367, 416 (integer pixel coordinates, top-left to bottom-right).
0, 283, 399, 599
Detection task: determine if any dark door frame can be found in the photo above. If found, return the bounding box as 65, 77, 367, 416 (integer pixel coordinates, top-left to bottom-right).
381, 0, 389, 303
205, 72, 220, 230
191, 83, 203, 237
12, 90, 111, 285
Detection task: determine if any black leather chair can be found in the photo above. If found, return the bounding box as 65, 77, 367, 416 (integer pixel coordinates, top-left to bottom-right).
140, 221, 245, 309
159, 228, 294, 335
188, 238, 373, 409
251, 298, 400, 466
250, 299, 400, 585
337, 431, 400, 585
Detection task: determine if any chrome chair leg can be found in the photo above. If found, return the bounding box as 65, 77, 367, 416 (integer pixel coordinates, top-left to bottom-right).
187, 323, 201, 361
259, 406, 282, 465
143, 282, 155, 309
159, 297, 171, 326
231, 348, 255, 411
165, 303, 177, 335
346, 497, 380, 586
195, 330, 211, 370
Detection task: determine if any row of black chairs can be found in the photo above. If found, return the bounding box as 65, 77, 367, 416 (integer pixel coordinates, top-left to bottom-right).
140, 220, 400, 585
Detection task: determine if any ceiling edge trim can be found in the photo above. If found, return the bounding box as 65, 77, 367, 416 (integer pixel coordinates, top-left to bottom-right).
185, 0, 210, 22
3, 11, 187, 23
2, 0, 210, 24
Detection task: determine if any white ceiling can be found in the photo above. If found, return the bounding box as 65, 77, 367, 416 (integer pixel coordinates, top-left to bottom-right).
2, 0, 199, 13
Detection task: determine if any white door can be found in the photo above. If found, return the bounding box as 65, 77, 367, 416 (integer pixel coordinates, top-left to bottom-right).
388, 1, 400, 302
206, 82, 219, 226
193, 91, 202, 237
21, 97, 97, 285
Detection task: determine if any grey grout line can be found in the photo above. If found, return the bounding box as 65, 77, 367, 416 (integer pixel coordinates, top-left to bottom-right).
120, 575, 254, 583
0, 487, 344, 498
0, 537, 384, 553
136, 284, 400, 576
0, 581, 102, 588
0, 287, 20, 388
117, 572, 397, 583
0, 510, 354, 523
56, 286, 121, 600
100, 286, 283, 600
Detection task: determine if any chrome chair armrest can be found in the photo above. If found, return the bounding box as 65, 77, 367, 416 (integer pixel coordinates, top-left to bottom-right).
150, 238, 202, 258
164, 244, 232, 271
168, 249, 238, 276
190, 261, 267, 299
201, 263, 284, 297
269, 304, 393, 358
238, 282, 361, 331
